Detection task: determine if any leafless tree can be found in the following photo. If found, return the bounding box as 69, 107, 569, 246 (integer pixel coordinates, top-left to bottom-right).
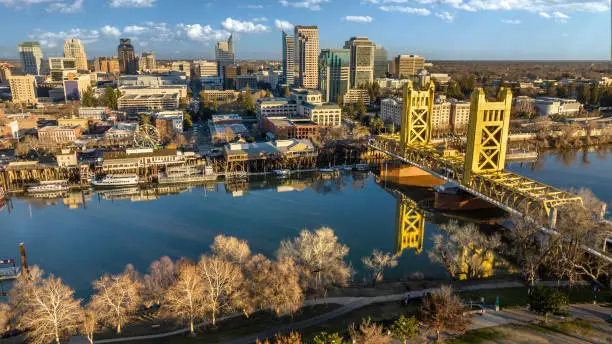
362, 250, 398, 285
0, 303, 10, 334
419, 286, 469, 341
90, 267, 143, 334
348, 317, 392, 344
163, 263, 205, 335
80, 306, 98, 344
20, 275, 83, 344
7, 265, 45, 330
143, 256, 177, 306
278, 227, 351, 297
256, 332, 302, 344
211, 235, 251, 265
198, 255, 244, 326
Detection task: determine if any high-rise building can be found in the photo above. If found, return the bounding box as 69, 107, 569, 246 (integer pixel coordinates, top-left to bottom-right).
216, 34, 235, 78
374, 45, 388, 79
171, 61, 191, 78
0, 63, 13, 84
393, 55, 425, 78
63, 73, 91, 102
140, 51, 156, 71
282, 31, 295, 86
63, 38, 88, 71
318, 49, 350, 103
294, 26, 319, 89
18, 41, 43, 75
343, 37, 374, 88
194, 60, 218, 77
117, 38, 137, 74
49, 57, 77, 81
9, 75, 38, 104
223, 65, 238, 90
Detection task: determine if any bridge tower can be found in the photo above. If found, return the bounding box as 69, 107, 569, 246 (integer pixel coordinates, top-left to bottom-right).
400, 81, 435, 150
463, 88, 512, 185
394, 196, 425, 255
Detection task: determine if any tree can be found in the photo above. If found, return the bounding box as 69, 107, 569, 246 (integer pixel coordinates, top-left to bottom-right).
356, 96, 366, 116
103, 85, 118, 109
284, 86, 291, 98
143, 256, 177, 306
345, 103, 355, 118
8, 265, 45, 330
211, 235, 251, 264
90, 267, 143, 334
528, 286, 568, 322
590, 83, 600, 105
265, 89, 272, 98
81, 86, 96, 107
0, 303, 12, 336
313, 332, 347, 344
164, 263, 205, 335
361, 249, 398, 285
20, 275, 82, 344
242, 86, 255, 114
212, 98, 218, 112
278, 227, 351, 297
80, 306, 98, 344
371, 116, 384, 134
348, 317, 392, 344
419, 286, 468, 341
390, 315, 419, 343
140, 113, 151, 126
256, 332, 302, 344
263, 257, 303, 317
183, 112, 193, 130
198, 255, 243, 326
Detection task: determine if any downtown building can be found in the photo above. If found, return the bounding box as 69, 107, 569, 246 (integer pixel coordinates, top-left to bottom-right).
294, 26, 319, 89
282, 31, 295, 86
18, 41, 43, 75
9, 75, 38, 104
318, 49, 350, 104
344, 37, 375, 88
216, 34, 235, 79
118, 38, 138, 74
94, 56, 120, 74
139, 51, 157, 72
49, 57, 77, 81
393, 54, 425, 78
63, 38, 88, 71
374, 45, 388, 79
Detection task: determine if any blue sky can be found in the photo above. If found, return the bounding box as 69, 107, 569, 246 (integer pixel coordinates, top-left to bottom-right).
0, 0, 610, 60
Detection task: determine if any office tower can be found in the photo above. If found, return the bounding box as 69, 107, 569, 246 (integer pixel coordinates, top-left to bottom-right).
94, 56, 119, 73
118, 38, 137, 74
374, 45, 388, 79
171, 61, 191, 77
194, 60, 218, 77
223, 65, 238, 90
294, 25, 319, 89
282, 31, 295, 86
318, 49, 350, 103
140, 51, 156, 71
343, 37, 374, 88
63, 38, 88, 71
9, 75, 38, 103
49, 57, 77, 81
18, 41, 43, 75
216, 34, 235, 78
0, 64, 12, 84
393, 54, 425, 78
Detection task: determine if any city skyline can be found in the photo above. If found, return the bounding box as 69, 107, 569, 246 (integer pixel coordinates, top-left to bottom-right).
0, 0, 610, 60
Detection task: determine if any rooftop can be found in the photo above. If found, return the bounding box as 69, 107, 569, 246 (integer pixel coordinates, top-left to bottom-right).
38, 125, 80, 131
225, 139, 315, 157
118, 93, 179, 101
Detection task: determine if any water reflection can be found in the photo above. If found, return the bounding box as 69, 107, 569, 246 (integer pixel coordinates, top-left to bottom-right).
394, 194, 425, 256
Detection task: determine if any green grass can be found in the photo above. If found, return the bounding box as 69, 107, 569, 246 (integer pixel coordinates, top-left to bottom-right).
446, 328, 507, 344
542, 318, 593, 336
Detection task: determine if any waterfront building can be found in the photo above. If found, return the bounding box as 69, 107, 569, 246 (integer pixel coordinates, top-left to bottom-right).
381, 95, 452, 133
224, 139, 316, 162
118, 39, 137, 74
171, 61, 191, 78
344, 37, 374, 88
63, 38, 88, 71
294, 26, 319, 89
432, 97, 451, 134
140, 51, 157, 71
261, 117, 319, 140
450, 99, 471, 134
216, 34, 235, 78
393, 55, 425, 78
282, 31, 295, 86
49, 57, 77, 81
374, 45, 388, 79
37, 125, 82, 145
533, 97, 582, 116
343, 89, 371, 106
9, 75, 37, 104
18, 41, 43, 75
56, 148, 78, 167
380, 97, 402, 126
318, 49, 350, 103
117, 93, 179, 114
100, 148, 199, 174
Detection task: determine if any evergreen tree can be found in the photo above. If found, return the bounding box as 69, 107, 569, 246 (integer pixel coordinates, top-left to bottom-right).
356, 96, 366, 116
372, 116, 384, 134
212, 99, 218, 113
590, 83, 600, 105
345, 103, 355, 118
81, 86, 96, 107
104, 85, 118, 110
243, 86, 255, 113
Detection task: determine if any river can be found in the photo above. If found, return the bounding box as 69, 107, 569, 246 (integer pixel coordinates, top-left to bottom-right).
1, 148, 611, 297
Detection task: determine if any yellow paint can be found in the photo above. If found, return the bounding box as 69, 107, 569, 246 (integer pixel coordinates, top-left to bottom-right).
395, 196, 425, 255
400, 81, 435, 149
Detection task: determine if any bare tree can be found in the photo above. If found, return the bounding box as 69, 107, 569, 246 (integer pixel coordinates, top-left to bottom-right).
256, 332, 302, 344
80, 306, 98, 344
143, 256, 177, 306
211, 235, 251, 264
348, 317, 392, 344
164, 263, 205, 335
259, 256, 303, 317
198, 255, 244, 326
8, 265, 45, 330
419, 286, 469, 341
362, 250, 398, 285
90, 267, 143, 334
278, 227, 351, 297
20, 275, 83, 344
0, 303, 10, 334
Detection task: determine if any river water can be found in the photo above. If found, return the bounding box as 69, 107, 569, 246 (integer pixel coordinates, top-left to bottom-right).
1, 148, 610, 297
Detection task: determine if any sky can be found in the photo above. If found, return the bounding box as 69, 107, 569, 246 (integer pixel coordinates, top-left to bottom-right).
0, 0, 610, 61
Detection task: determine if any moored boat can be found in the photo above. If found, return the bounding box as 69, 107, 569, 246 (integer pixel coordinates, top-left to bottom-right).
158, 165, 217, 184
27, 180, 68, 193
91, 174, 140, 188
273, 169, 291, 177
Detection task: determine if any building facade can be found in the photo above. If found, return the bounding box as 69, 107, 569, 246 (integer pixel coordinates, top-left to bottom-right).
94, 56, 120, 74
63, 74, 91, 102
318, 49, 350, 104
38, 125, 82, 145
294, 26, 319, 89
117, 38, 137, 74
216, 34, 235, 78
450, 100, 471, 133
139, 51, 157, 71
9, 75, 38, 104
393, 55, 425, 78
49, 57, 77, 81
117, 93, 180, 114
18, 41, 43, 75
282, 31, 295, 86
63, 38, 88, 71
533, 97, 582, 116
343, 89, 371, 105
373, 45, 388, 79
344, 37, 374, 88
194, 60, 218, 77
301, 103, 341, 127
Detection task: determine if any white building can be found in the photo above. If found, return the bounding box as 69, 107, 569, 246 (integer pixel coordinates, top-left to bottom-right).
343, 89, 371, 105
118, 73, 188, 87
256, 98, 298, 119
380, 97, 403, 126
150, 110, 184, 133
194, 60, 218, 77
119, 85, 188, 99
376, 78, 409, 89
301, 103, 341, 127
79, 107, 107, 120
118, 93, 179, 114
533, 97, 582, 116
255, 70, 280, 89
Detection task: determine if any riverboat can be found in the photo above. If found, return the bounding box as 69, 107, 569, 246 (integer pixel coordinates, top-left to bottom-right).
355, 164, 370, 171
158, 165, 217, 185
91, 174, 140, 188
506, 148, 538, 161
27, 180, 68, 194
273, 169, 291, 177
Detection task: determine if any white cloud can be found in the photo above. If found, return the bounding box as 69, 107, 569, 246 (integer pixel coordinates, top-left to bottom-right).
177, 23, 228, 42
379, 5, 431, 15
274, 19, 294, 31
46, 0, 83, 13
538, 11, 551, 18
501, 19, 521, 24
123, 25, 148, 35
279, 0, 328, 11
435, 11, 454, 22
343, 15, 373, 22
552, 11, 569, 18
221, 17, 269, 33
108, 0, 155, 8
1, 0, 55, 8
252, 16, 268, 22
29, 27, 101, 48
539, 10, 571, 22
242, 4, 263, 8
101, 25, 121, 37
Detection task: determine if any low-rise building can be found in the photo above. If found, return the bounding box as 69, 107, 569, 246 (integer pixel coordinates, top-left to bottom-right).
261, 117, 319, 140
301, 102, 342, 127
292, 89, 322, 106
343, 88, 371, 105
56, 148, 77, 167
450, 100, 471, 133
533, 97, 582, 116
57, 118, 89, 132
256, 98, 298, 121
200, 76, 223, 90
224, 139, 316, 162
100, 148, 199, 173
37, 125, 82, 145
119, 85, 188, 99
117, 93, 179, 114
118, 73, 188, 87
209, 114, 248, 144
235, 75, 257, 90
376, 78, 409, 89
150, 110, 184, 138
200, 89, 238, 102
380, 96, 403, 126
79, 107, 107, 120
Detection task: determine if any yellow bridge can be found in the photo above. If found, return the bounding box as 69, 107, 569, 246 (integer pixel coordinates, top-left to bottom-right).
370, 82, 583, 226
